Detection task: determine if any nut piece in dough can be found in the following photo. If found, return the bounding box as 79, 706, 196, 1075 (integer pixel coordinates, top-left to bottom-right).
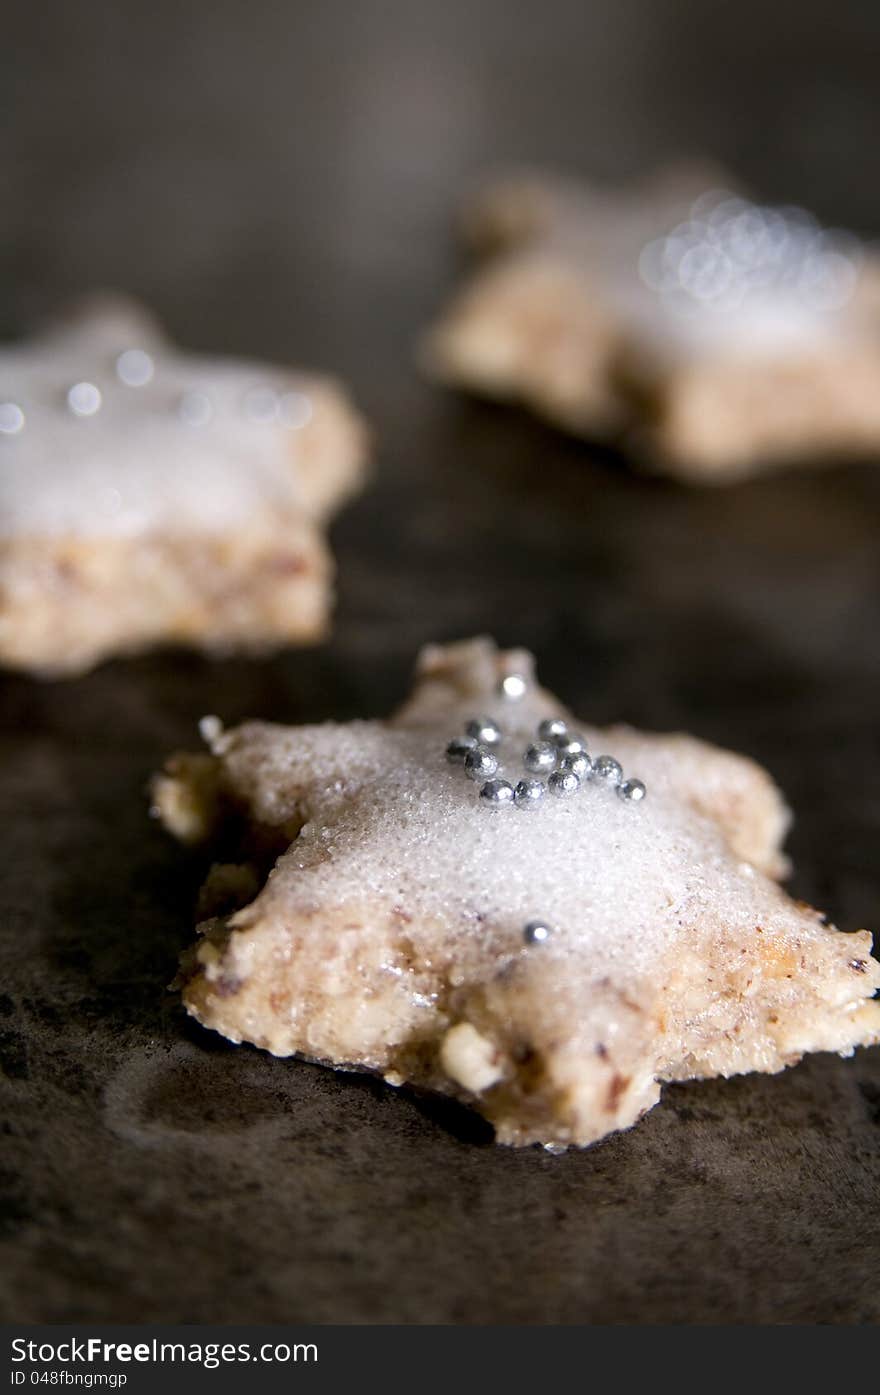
154, 637, 880, 1149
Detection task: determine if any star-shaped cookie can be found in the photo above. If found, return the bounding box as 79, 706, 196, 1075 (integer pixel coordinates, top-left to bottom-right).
153, 638, 880, 1149
0, 296, 368, 674
422, 166, 880, 482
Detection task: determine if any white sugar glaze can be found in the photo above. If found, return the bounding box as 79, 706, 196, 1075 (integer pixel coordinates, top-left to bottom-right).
0, 303, 317, 539
203, 649, 812, 988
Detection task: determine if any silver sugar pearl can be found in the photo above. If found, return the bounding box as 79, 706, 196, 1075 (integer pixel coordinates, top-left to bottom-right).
559, 752, 591, 781
466, 715, 502, 746
446, 735, 478, 764
524, 919, 552, 944
537, 717, 568, 743
479, 779, 515, 806
115, 348, 154, 387
178, 390, 213, 426
279, 390, 313, 429
618, 778, 646, 803
243, 386, 280, 423
0, 402, 25, 435
498, 673, 527, 700
66, 381, 102, 417
464, 747, 499, 781
523, 741, 557, 774
548, 769, 579, 798
514, 778, 546, 809
557, 733, 587, 756
594, 755, 623, 785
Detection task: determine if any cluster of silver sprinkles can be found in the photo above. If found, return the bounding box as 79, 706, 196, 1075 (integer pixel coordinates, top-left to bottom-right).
638, 191, 861, 316
1, 350, 313, 435
446, 714, 646, 808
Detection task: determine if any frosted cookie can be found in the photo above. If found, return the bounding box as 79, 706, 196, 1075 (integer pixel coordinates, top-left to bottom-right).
422, 167, 880, 481
153, 637, 880, 1150
0, 297, 368, 674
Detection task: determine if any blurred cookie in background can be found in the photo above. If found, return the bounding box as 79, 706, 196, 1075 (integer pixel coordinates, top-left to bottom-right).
422, 164, 880, 482
0, 296, 368, 675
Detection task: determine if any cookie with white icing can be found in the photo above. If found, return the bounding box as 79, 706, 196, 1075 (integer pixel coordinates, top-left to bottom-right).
153, 637, 880, 1150
422, 166, 880, 481
0, 296, 368, 673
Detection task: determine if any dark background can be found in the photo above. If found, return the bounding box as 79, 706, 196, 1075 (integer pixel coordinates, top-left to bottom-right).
1, 0, 879, 1323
